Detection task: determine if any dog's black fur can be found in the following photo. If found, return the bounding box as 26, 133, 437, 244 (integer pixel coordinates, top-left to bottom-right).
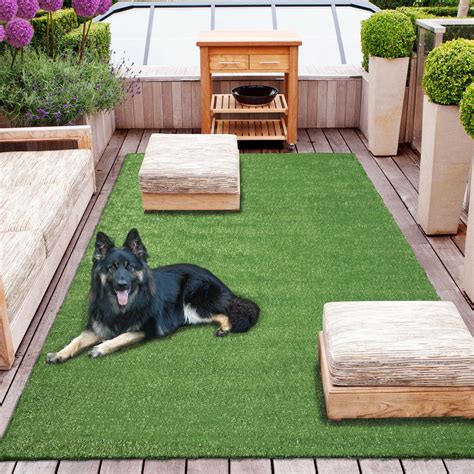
89, 228, 259, 339
46, 229, 259, 363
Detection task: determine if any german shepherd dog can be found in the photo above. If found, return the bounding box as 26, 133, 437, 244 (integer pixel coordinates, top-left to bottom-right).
46, 229, 259, 363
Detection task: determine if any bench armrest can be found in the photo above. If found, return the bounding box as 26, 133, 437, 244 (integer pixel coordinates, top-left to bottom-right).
0, 125, 92, 150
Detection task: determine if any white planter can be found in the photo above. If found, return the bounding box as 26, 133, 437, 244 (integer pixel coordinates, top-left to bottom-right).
463, 157, 474, 302
417, 96, 473, 235
368, 56, 409, 156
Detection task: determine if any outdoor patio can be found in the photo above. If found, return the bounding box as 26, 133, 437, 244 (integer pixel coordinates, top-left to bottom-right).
0, 127, 472, 473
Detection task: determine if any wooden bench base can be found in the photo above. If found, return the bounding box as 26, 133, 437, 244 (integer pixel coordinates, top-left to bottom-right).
318, 332, 474, 420
141, 192, 240, 211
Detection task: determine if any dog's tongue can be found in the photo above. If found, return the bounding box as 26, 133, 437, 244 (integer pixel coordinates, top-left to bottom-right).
117, 290, 129, 306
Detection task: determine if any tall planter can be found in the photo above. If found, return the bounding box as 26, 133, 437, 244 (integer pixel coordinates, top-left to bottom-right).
417, 96, 473, 235
368, 56, 409, 156
463, 157, 474, 302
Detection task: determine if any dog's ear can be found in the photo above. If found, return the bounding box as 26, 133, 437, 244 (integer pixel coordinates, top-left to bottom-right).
93, 232, 115, 263
124, 228, 149, 262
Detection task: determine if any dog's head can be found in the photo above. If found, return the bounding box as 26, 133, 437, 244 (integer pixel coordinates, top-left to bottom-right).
92, 228, 150, 307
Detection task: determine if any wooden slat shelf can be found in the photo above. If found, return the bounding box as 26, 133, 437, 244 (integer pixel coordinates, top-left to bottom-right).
210, 94, 288, 114
211, 118, 288, 140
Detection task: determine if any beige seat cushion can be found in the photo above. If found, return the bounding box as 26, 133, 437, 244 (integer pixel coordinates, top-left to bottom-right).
0, 231, 46, 321
139, 134, 239, 194
0, 149, 94, 204
323, 301, 474, 386
0, 184, 73, 256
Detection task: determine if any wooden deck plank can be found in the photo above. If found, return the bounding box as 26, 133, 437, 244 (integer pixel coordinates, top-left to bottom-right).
359, 459, 402, 473
316, 458, 359, 474
402, 459, 447, 474
57, 460, 101, 474
443, 459, 474, 474
324, 128, 350, 153
230, 459, 272, 473
100, 460, 143, 474
143, 460, 186, 474
187, 459, 228, 474
306, 128, 332, 153
14, 461, 58, 474
273, 458, 316, 474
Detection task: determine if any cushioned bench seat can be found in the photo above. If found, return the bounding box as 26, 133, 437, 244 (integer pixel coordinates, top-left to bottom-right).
0, 231, 46, 322
319, 301, 474, 419
0, 127, 95, 369
139, 134, 240, 211
323, 301, 474, 387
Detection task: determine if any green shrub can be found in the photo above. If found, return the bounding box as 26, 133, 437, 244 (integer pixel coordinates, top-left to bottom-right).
0, 51, 123, 126
460, 83, 474, 138
373, 0, 457, 8
422, 38, 474, 105
60, 23, 111, 63
31, 9, 79, 52
397, 5, 473, 28
361, 10, 415, 70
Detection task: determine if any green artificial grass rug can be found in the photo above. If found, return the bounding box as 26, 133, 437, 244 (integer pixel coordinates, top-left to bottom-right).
0, 152, 471, 460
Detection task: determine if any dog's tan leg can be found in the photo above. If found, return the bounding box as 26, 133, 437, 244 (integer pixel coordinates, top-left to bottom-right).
88, 331, 145, 358
46, 330, 100, 364
212, 314, 232, 337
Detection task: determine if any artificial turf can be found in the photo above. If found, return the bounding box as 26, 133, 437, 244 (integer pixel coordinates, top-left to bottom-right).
0, 152, 471, 459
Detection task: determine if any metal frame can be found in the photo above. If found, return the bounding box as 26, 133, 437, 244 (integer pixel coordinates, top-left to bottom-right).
97, 0, 379, 66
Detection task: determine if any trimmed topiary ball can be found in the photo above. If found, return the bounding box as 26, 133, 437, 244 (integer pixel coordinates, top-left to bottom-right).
38, 0, 63, 12
6, 17, 34, 48
72, 0, 99, 18
17, 0, 40, 20
0, 0, 18, 22
423, 39, 474, 105
361, 10, 415, 71
460, 83, 474, 138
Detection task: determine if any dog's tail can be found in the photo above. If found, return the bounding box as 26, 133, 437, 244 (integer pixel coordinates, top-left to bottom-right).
227, 296, 260, 333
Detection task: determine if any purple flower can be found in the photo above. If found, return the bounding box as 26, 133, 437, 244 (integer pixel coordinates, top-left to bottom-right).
17, 0, 40, 20
6, 18, 34, 48
72, 0, 99, 18
95, 0, 111, 15
0, 25, 5, 43
38, 0, 63, 12
0, 0, 18, 22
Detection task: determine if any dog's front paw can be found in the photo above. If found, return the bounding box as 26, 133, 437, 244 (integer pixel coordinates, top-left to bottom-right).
214, 329, 230, 337
88, 345, 105, 358
46, 352, 67, 364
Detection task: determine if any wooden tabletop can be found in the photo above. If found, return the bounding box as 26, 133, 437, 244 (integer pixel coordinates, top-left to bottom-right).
196, 30, 302, 47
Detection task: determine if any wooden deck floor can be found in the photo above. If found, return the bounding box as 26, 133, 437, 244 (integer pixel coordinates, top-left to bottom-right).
0, 128, 472, 473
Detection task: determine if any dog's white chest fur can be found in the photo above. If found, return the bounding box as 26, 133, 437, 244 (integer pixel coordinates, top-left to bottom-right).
183, 304, 211, 325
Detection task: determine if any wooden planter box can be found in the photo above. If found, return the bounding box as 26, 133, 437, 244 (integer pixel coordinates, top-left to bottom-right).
0, 109, 115, 164
417, 96, 473, 235
367, 56, 410, 156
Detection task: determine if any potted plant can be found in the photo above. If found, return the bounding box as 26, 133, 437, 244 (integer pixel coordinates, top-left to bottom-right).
460, 83, 474, 302
417, 38, 474, 235
361, 10, 415, 156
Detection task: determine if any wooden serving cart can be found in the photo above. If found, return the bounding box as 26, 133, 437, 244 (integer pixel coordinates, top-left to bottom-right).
197, 30, 302, 146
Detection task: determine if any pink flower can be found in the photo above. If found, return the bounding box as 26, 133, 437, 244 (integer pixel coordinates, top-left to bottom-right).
38, 0, 63, 12
6, 17, 34, 48
0, 0, 18, 22
95, 0, 111, 16
0, 25, 5, 43
17, 0, 40, 20
72, 0, 99, 18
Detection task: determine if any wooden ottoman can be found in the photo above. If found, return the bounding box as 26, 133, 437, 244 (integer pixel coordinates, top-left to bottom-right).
139, 134, 240, 211
319, 301, 474, 420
